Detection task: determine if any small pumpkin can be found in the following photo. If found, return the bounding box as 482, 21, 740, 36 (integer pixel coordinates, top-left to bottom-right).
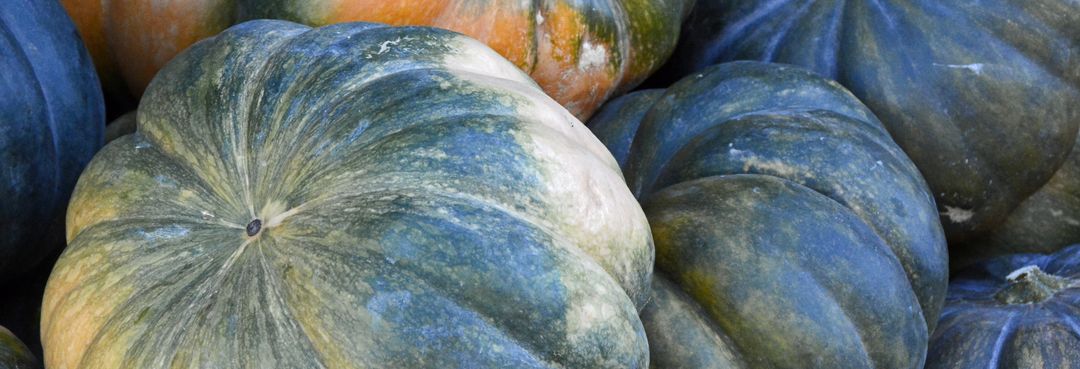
927, 245, 1080, 368
0, 326, 38, 369
658, 0, 1080, 253
0, 0, 104, 279
103, 112, 137, 144
60, 0, 692, 119
589, 61, 948, 368
43, 20, 653, 368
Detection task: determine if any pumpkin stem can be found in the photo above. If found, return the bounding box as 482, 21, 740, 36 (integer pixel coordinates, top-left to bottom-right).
246, 219, 262, 237
994, 265, 1071, 304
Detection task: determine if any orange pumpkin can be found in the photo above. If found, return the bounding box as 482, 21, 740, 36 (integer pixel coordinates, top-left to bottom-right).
60, 0, 691, 119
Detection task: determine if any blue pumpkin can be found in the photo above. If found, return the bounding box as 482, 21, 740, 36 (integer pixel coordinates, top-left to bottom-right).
0, 0, 104, 278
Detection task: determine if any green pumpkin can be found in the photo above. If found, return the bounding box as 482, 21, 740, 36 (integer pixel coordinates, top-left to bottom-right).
588, 61, 947, 368
927, 245, 1080, 368
0, 326, 38, 369
103, 112, 137, 144
659, 0, 1080, 255
956, 135, 1080, 265
43, 20, 652, 368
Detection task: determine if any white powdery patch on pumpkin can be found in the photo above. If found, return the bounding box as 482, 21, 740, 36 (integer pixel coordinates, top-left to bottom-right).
740, 155, 806, 179
579, 41, 608, 70
442, 37, 535, 87
941, 205, 975, 223
933, 63, 985, 75
1006, 265, 1041, 281
138, 225, 190, 240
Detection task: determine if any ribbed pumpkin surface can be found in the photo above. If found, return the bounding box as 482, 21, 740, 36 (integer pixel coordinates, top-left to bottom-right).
43, 20, 652, 369
60, 0, 691, 119
0, 0, 104, 279
657, 0, 1080, 256
928, 245, 1080, 368
589, 61, 947, 369
0, 326, 38, 369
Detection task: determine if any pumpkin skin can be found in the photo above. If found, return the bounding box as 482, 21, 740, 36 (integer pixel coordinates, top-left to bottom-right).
659, 0, 1080, 250
0, 326, 38, 369
0, 0, 104, 279
955, 135, 1080, 266
588, 62, 947, 368
927, 245, 1080, 369
103, 112, 137, 144
60, 0, 691, 119
42, 20, 653, 369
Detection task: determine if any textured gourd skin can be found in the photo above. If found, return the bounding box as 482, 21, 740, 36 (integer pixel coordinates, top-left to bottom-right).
588, 62, 947, 369
60, 0, 691, 119
103, 112, 137, 144
955, 135, 1080, 266
927, 245, 1080, 369
659, 0, 1080, 251
0, 326, 38, 369
43, 20, 652, 369
0, 0, 104, 279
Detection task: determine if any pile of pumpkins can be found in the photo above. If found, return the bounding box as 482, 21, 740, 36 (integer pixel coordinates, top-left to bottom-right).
2, 0, 1079, 368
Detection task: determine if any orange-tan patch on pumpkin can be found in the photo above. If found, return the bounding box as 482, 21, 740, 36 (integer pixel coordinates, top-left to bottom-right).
42, 252, 134, 369
65, 192, 117, 242
431, 4, 534, 71
106, 0, 230, 97
532, 2, 617, 119
322, 1, 535, 71
324, 0, 448, 25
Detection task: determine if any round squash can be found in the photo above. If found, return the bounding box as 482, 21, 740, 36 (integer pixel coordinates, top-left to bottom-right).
588, 61, 948, 368
42, 20, 652, 368
955, 135, 1080, 265
927, 245, 1080, 368
658, 0, 1080, 251
60, 0, 692, 119
0, 0, 104, 279
0, 326, 38, 369
103, 112, 137, 144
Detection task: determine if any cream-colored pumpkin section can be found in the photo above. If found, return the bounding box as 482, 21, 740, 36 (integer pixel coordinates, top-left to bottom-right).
42, 249, 137, 369
443, 36, 653, 304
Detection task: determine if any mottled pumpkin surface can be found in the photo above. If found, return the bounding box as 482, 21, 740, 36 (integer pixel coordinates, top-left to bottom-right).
928, 245, 1080, 369
103, 112, 137, 144
659, 0, 1080, 252
61, 0, 691, 119
43, 20, 653, 369
0, 326, 38, 369
0, 0, 104, 279
588, 62, 947, 369
956, 135, 1080, 266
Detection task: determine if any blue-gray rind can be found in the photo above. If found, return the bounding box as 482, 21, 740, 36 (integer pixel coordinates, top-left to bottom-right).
0, 0, 105, 278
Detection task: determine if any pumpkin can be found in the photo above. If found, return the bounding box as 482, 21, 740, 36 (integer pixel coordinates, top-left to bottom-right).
955, 135, 1080, 265
42, 20, 653, 368
60, 0, 692, 119
1, 0, 104, 279
103, 112, 137, 144
0, 326, 38, 369
658, 0, 1080, 253
926, 245, 1080, 368
588, 62, 948, 368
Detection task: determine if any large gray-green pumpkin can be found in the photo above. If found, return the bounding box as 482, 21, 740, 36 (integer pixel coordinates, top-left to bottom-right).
659, 0, 1080, 255
588, 61, 947, 368
927, 245, 1080, 368
0, 326, 38, 369
42, 20, 653, 369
